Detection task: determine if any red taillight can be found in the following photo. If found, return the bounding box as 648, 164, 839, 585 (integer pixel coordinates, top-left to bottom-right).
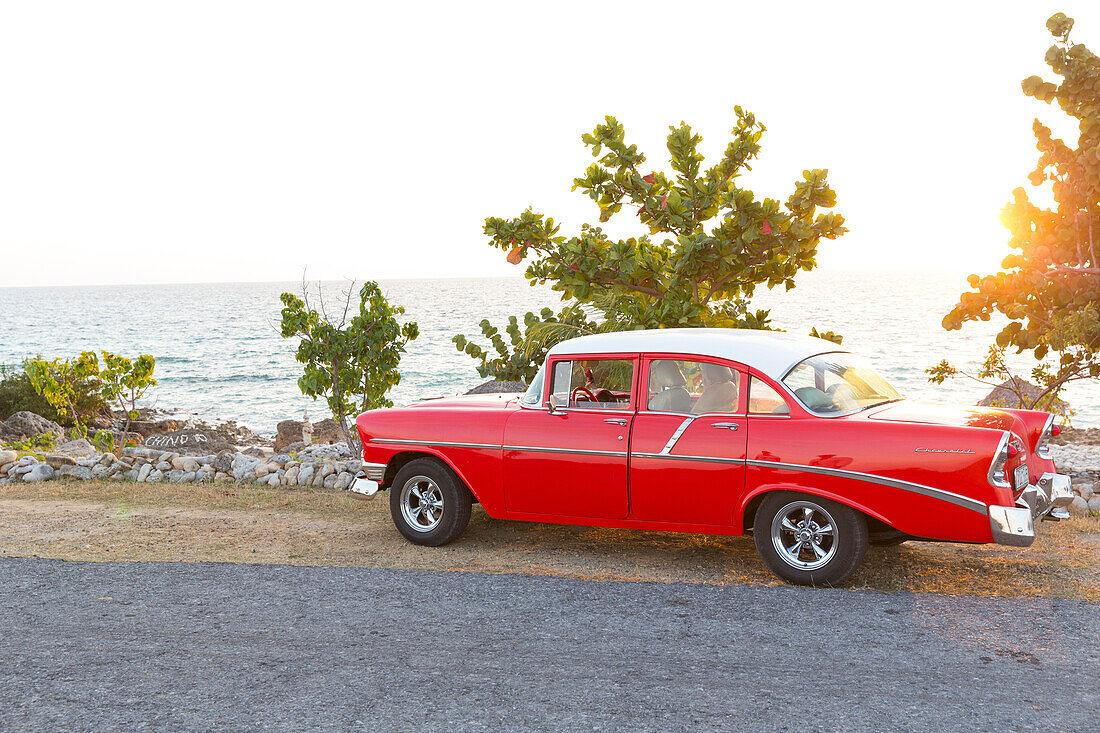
1006, 444, 1019, 459
1051, 425, 1061, 437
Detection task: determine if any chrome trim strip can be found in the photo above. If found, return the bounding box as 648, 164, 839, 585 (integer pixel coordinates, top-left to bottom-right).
745, 458, 988, 514
370, 438, 500, 450
1035, 413, 1055, 459
632, 452, 745, 466
503, 445, 629, 458
987, 431, 1012, 490
660, 417, 697, 454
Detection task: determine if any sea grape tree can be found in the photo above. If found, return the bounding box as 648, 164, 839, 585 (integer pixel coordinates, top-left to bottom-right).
939, 13, 1100, 407
280, 280, 418, 452
457, 108, 847, 379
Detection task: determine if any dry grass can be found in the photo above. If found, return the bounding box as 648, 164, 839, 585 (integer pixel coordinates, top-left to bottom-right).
1, 480, 1098, 599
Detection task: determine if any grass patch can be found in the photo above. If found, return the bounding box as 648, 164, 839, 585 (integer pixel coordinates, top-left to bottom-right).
1, 480, 1098, 600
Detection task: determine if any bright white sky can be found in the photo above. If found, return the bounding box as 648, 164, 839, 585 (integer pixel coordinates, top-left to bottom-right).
1, 1, 1097, 287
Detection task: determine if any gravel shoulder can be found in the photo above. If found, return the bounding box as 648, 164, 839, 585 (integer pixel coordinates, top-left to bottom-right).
1, 481, 1098, 600
0, 558, 1097, 732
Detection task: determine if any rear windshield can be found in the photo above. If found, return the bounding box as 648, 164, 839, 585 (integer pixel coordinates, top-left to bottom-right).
782, 353, 901, 415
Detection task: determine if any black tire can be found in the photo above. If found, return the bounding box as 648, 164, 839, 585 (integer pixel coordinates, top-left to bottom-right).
389, 458, 472, 547
753, 491, 868, 587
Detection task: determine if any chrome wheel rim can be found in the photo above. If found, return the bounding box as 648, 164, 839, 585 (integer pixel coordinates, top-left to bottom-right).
771, 500, 838, 571
400, 475, 444, 532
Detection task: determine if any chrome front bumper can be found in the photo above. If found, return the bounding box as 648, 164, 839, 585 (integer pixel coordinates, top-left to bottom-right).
989, 471, 1073, 547
347, 462, 386, 499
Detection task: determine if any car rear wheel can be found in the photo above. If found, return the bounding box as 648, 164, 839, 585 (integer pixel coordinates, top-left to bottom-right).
753, 492, 868, 587
390, 458, 472, 547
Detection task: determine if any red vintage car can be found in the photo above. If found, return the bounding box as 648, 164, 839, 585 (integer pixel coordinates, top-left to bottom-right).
351, 329, 1072, 586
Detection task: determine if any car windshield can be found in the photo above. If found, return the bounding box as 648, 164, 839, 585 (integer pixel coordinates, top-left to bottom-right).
782, 353, 901, 415
520, 364, 546, 406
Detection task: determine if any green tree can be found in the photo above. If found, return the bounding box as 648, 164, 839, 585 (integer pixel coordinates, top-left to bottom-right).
280, 281, 419, 452
97, 352, 158, 451
941, 12, 1100, 405
25, 352, 102, 437
457, 108, 846, 378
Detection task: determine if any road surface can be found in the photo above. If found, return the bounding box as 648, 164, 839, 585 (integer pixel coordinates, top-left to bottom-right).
0, 558, 1097, 731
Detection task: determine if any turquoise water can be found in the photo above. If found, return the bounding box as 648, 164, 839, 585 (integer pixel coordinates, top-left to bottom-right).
1, 272, 1096, 432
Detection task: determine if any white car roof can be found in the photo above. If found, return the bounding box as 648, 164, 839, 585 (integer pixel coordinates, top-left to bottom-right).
545, 328, 847, 380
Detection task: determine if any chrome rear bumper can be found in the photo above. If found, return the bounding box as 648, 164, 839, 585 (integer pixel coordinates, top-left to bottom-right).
989, 504, 1035, 547
1020, 472, 1073, 520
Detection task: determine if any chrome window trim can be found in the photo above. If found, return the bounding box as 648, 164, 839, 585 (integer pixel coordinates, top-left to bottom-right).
987, 431, 1012, 489
370, 438, 500, 450
542, 406, 635, 416
745, 458, 988, 514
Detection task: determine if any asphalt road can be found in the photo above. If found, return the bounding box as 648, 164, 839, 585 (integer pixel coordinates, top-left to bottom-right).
0, 558, 1097, 732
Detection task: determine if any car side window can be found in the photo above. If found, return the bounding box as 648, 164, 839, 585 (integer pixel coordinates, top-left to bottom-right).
647, 359, 740, 414
550, 358, 634, 410
749, 376, 790, 415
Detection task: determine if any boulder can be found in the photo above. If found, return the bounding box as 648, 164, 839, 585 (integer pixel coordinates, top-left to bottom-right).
298, 443, 353, 460
977, 378, 1069, 413
466, 380, 527, 395
297, 465, 315, 486
0, 450, 17, 466
142, 429, 232, 456
45, 455, 77, 468
22, 463, 55, 482
60, 465, 93, 480
0, 412, 65, 443
231, 454, 261, 482
274, 418, 344, 452
53, 439, 96, 457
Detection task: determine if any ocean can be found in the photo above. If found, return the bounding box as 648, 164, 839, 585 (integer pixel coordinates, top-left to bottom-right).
1, 271, 1097, 433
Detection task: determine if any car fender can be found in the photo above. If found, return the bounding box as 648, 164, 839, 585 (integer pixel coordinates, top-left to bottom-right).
737, 482, 893, 534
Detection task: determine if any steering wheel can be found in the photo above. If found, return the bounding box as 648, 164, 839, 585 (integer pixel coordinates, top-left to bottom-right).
571, 386, 598, 405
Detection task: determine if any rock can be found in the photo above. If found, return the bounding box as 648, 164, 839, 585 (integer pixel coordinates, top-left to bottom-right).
170, 456, 187, 471
0, 411, 65, 443
323, 473, 337, 489
319, 462, 335, 478
269, 454, 292, 466
53, 439, 95, 457
297, 465, 315, 486
91, 464, 111, 479
299, 442, 353, 460
1088, 497, 1100, 514
976, 378, 1069, 413
1067, 496, 1089, 515
0, 450, 17, 466
99, 453, 116, 465
334, 471, 352, 490
312, 471, 325, 488
155, 461, 173, 472
122, 446, 162, 460
231, 454, 260, 482
22, 463, 55, 482
179, 471, 197, 483
274, 418, 344, 452
122, 469, 139, 481
142, 429, 232, 456
214, 471, 231, 484
149, 469, 165, 482
466, 380, 528, 395
284, 466, 300, 484
211, 451, 235, 474
60, 465, 93, 480
242, 446, 269, 459
126, 418, 187, 438
266, 474, 280, 488
1, 462, 14, 476
167, 469, 186, 483
45, 455, 78, 468
137, 463, 152, 483
181, 457, 200, 473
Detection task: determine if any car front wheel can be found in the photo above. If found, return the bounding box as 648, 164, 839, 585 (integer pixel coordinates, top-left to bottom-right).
753, 492, 868, 587
390, 458, 472, 547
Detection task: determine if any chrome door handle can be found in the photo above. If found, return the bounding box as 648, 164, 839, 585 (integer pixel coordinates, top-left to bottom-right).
712, 422, 740, 431
604, 418, 628, 426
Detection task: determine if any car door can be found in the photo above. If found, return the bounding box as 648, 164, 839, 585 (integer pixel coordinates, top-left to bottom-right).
628, 355, 749, 525
502, 355, 637, 520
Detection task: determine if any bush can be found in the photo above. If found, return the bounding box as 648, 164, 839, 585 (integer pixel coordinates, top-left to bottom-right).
0, 360, 106, 426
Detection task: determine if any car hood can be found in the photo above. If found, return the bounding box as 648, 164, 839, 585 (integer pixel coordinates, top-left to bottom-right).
866, 402, 1016, 432
405, 392, 523, 409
